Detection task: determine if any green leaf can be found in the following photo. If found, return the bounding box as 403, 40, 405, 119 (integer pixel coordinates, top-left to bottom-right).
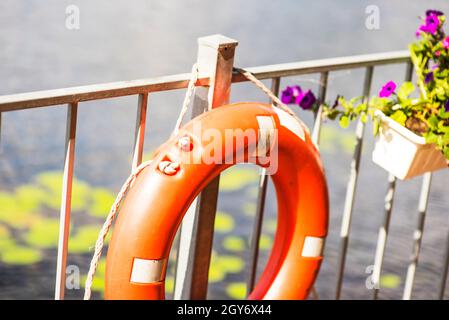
397, 82, 415, 101
360, 113, 368, 123
373, 118, 380, 135
389, 110, 407, 126
339, 115, 350, 128
428, 115, 439, 129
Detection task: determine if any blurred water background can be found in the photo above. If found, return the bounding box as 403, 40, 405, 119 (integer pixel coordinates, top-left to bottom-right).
0, 0, 449, 299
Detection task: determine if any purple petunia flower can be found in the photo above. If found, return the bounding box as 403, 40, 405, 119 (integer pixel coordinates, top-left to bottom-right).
426, 13, 440, 34
291, 85, 302, 98
425, 72, 434, 83
417, 13, 440, 35
443, 36, 449, 49
297, 90, 316, 110
379, 81, 397, 98
426, 9, 444, 17
281, 85, 303, 104
445, 100, 449, 112
281, 86, 294, 104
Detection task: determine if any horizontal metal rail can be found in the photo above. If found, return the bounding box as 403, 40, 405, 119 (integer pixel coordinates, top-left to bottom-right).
0, 51, 409, 112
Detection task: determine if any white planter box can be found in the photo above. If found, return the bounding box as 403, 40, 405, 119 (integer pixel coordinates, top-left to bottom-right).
372, 110, 448, 180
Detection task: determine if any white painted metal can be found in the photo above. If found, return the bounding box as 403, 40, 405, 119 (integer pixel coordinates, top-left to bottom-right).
372, 110, 447, 180
403, 172, 432, 300
311, 72, 329, 146
335, 66, 374, 299
54, 102, 78, 300
132, 93, 148, 170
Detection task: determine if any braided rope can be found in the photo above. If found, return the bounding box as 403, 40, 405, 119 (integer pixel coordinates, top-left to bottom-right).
173, 63, 199, 136
234, 67, 309, 132
83, 160, 152, 300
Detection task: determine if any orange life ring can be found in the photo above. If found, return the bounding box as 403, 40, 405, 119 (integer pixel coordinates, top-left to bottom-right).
105, 102, 329, 300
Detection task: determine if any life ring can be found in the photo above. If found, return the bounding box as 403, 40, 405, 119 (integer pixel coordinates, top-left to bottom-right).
105, 102, 329, 300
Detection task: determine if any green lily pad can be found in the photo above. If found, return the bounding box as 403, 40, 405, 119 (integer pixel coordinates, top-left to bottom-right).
1, 246, 42, 265
35, 171, 91, 211
222, 236, 246, 252
208, 264, 226, 283
380, 274, 401, 289
24, 218, 60, 248
259, 234, 273, 250
226, 282, 246, 299
15, 184, 48, 213
214, 211, 235, 233
69, 225, 102, 254
216, 255, 244, 273
165, 276, 174, 293
220, 166, 260, 192
0, 192, 39, 227
88, 188, 116, 218
0, 225, 16, 250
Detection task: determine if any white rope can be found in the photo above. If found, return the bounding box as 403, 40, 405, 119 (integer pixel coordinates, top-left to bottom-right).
234, 67, 309, 131
83, 161, 151, 299
173, 63, 199, 136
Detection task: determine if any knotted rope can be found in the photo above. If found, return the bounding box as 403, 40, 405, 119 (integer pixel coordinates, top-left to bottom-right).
84, 63, 304, 299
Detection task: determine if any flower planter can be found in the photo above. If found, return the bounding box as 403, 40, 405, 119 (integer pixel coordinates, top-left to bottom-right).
372, 110, 448, 180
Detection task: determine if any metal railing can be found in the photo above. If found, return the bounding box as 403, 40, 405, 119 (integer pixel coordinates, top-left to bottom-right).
0, 34, 446, 300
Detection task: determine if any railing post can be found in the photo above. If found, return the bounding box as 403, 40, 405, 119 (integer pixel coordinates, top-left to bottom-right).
173, 34, 238, 300
54, 102, 78, 300
132, 93, 148, 170
403, 172, 432, 300
335, 66, 373, 299
371, 61, 413, 299
311, 71, 329, 145
438, 219, 449, 299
